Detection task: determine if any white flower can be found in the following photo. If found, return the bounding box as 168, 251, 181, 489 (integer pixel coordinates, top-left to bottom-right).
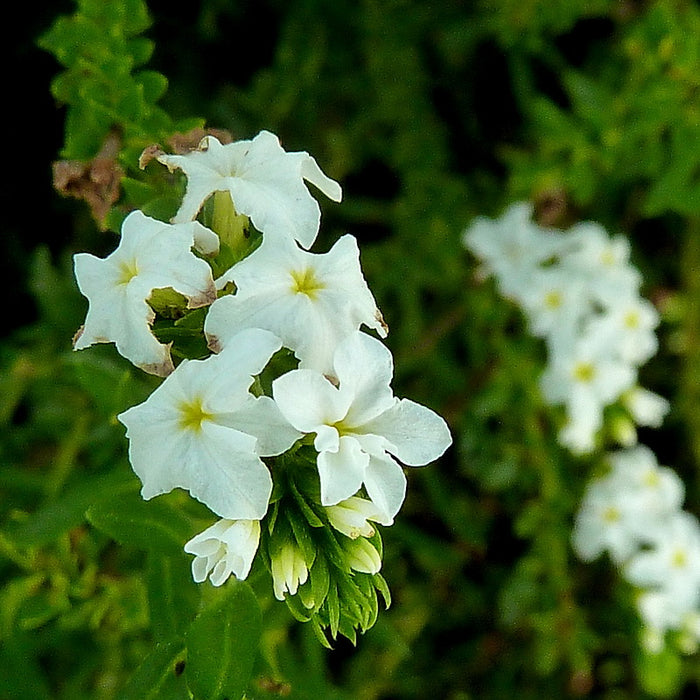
204, 233, 387, 373
156, 131, 342, 248
271, 543, 309, 601
519, 266, 592, 353
607, 446, 685, 527
272, 331, 452, 523
184, 519, 260, 586
73, 210, 218, 376
561, 222, 641, 306
573, 477, 645, 564
462, 202, 566, 301
117, 328, 300, 520
540, 332, 636, 453
572, 446, 683, 564
584, 295, 659, 366
344, 538, 382, 575
623, 387, 670, 428
326, 496, 386, 538
637, 590, 692, 638
625, 511, 700, 609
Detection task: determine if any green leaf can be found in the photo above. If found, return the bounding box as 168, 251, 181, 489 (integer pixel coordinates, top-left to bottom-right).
86, 490, 195, 555
147, 552, 201, 639
636, 647, 684, 698
121, 638, 189, 700
186, 580, 262, 700
7, 469, 136, 548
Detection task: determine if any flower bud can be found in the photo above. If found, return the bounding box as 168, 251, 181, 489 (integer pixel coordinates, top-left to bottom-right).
326, 496, 384, 539
271, 543, 309, 601
344, 538, 382, 575
184, 519, 260, 586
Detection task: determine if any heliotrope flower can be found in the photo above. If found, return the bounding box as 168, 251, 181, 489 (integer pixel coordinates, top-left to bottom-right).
184, 519, 261, 586
73, 210, 219, 376
118, 328, 300, 520
156, 130, 342, 248
205, 233, 387, 373
272, 331, 452, 523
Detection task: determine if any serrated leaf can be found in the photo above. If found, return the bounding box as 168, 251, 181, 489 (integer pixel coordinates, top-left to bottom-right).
136, 70, 169, 103
186, 580, 262, 700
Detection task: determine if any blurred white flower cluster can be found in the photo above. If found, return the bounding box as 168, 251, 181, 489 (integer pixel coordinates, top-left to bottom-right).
574, 446, 700, 652
463, 202, 667, 454
73, 130, 452, 639
463, 202, 700, 652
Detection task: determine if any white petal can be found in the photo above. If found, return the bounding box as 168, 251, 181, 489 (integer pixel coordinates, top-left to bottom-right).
317, 436, 369, 506
221, 395, 301, 457
362, 455, 407, 524
272, 369, 350, 433
299, 152, 342, 202
362, 398, 452, 466
333, 331, 396, 426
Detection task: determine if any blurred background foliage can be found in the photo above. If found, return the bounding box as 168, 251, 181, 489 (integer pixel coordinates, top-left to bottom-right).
2, 0, 700, 697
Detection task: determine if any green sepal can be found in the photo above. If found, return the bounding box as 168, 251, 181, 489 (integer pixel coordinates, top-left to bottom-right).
289, 478, 326, 528
284, 509, 316, 567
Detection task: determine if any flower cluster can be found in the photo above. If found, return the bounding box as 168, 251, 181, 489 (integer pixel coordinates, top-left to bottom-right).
463, 202, 700, 652
573, 447, 700, 653
73, 130, 452, 641
463, 202, 667, 454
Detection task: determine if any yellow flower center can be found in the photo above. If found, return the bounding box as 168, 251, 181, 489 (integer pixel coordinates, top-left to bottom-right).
600, 248, 616, 266
544, 290, 563, 309
624, 310, 640, 329
290, 267, 324, 300
671, 549, 688, 569
643, 470, 660, 488
178, 396, 214, 433
573, 361, 596, 383
602, 506, 620, 523
117, 258, 140, 285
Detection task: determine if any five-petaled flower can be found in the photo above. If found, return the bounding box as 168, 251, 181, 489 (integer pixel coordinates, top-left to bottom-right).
118, 328, 300, 520
205, 232, 387, 373
156, 130, 342, 249
272, 331, 452, 523
73, 210, 219, 376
